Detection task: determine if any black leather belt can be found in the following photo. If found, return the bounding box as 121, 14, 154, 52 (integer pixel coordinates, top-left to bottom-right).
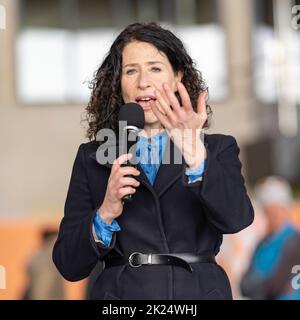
104, 252, 216, 273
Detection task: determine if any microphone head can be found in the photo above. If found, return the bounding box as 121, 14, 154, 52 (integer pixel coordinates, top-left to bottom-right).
118, 103, 145, 129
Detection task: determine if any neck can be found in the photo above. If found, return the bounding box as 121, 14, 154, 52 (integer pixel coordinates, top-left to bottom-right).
139, 124, 164, 138
267, 219, 290, 235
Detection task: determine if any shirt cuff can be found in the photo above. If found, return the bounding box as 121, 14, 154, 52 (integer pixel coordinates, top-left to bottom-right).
93, 211, 121, 247
185, 158, 207, 184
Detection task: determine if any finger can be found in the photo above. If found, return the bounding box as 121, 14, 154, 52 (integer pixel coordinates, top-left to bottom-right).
162, 83, 182, 115
150, 84, 168, 115
154, 88, 177, 123
153, 82, 171, 107
118, 166, 141, 177
110, 170, 139, 191
117, 186, 136, 200
112, 153, 133, 172
151, 101, 173, 130
177, 82, 193, 112
197, 90, 208, 116
119, 177, 140, 188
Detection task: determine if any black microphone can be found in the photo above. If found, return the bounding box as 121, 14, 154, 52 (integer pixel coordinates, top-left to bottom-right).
118, 103, 145, 202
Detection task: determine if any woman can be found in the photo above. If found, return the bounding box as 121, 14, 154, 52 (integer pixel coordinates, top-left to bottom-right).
53, 22, 254, 300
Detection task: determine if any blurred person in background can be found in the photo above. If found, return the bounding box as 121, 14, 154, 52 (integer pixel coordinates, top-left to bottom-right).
240, 176, 300, 300
22, 228, 65, 300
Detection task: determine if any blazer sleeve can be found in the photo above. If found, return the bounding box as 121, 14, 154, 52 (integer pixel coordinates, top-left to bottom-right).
184, 135, 254, 234
52, 144, 116, 282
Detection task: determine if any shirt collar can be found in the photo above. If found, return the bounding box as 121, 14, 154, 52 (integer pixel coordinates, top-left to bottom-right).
137, 130, 168, 144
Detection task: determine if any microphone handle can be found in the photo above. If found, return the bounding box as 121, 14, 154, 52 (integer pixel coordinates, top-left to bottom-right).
121, 160, 136, 203
121, 128, 139, 203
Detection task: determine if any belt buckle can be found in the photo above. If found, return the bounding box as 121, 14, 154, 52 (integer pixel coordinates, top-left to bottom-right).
128, 252, 142, 268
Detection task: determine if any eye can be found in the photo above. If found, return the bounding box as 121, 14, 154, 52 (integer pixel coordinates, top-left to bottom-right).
151, 67, 161, 72
126, 69, 137, 75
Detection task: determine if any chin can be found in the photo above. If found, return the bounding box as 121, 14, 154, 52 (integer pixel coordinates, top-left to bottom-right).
145, 118, 159, 127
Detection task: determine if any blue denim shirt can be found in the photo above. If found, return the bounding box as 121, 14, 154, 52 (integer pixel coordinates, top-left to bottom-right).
93, 130, 207, 246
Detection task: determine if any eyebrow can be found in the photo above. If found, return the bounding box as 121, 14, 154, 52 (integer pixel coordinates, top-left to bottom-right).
123, 61, 164, 68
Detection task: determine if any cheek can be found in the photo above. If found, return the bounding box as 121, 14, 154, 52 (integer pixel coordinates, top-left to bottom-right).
158, 74, 177, 91
169, 75, 178, 91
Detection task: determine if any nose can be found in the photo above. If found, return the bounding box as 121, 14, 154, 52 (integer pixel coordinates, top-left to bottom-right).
137, 70, 151, 90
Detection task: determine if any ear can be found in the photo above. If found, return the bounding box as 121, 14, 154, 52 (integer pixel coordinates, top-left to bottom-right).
175, 70, 183, 82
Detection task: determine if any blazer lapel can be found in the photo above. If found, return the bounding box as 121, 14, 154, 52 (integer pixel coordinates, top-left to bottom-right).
89, 142, 118, 170
153, 137, 185, 197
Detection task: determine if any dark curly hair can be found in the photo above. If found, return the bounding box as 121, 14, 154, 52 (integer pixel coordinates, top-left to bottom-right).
84, 22, 212, 141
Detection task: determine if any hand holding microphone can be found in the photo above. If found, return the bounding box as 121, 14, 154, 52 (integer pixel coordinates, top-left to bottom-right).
98, 153, 141, 225
118, 103, 145, 202
97, 103, 144, 224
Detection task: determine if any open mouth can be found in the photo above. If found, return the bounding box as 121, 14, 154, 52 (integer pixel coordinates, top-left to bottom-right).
135, 96, 157, 110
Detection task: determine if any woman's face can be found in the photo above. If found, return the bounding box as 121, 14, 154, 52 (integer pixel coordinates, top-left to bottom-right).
121, 41, 182, 130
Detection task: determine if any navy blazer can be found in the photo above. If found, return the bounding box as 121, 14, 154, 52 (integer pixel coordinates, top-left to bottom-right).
53, 133, 254, 300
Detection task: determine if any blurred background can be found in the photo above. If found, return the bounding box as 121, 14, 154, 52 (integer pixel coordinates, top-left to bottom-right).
0, 0, 300, 300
